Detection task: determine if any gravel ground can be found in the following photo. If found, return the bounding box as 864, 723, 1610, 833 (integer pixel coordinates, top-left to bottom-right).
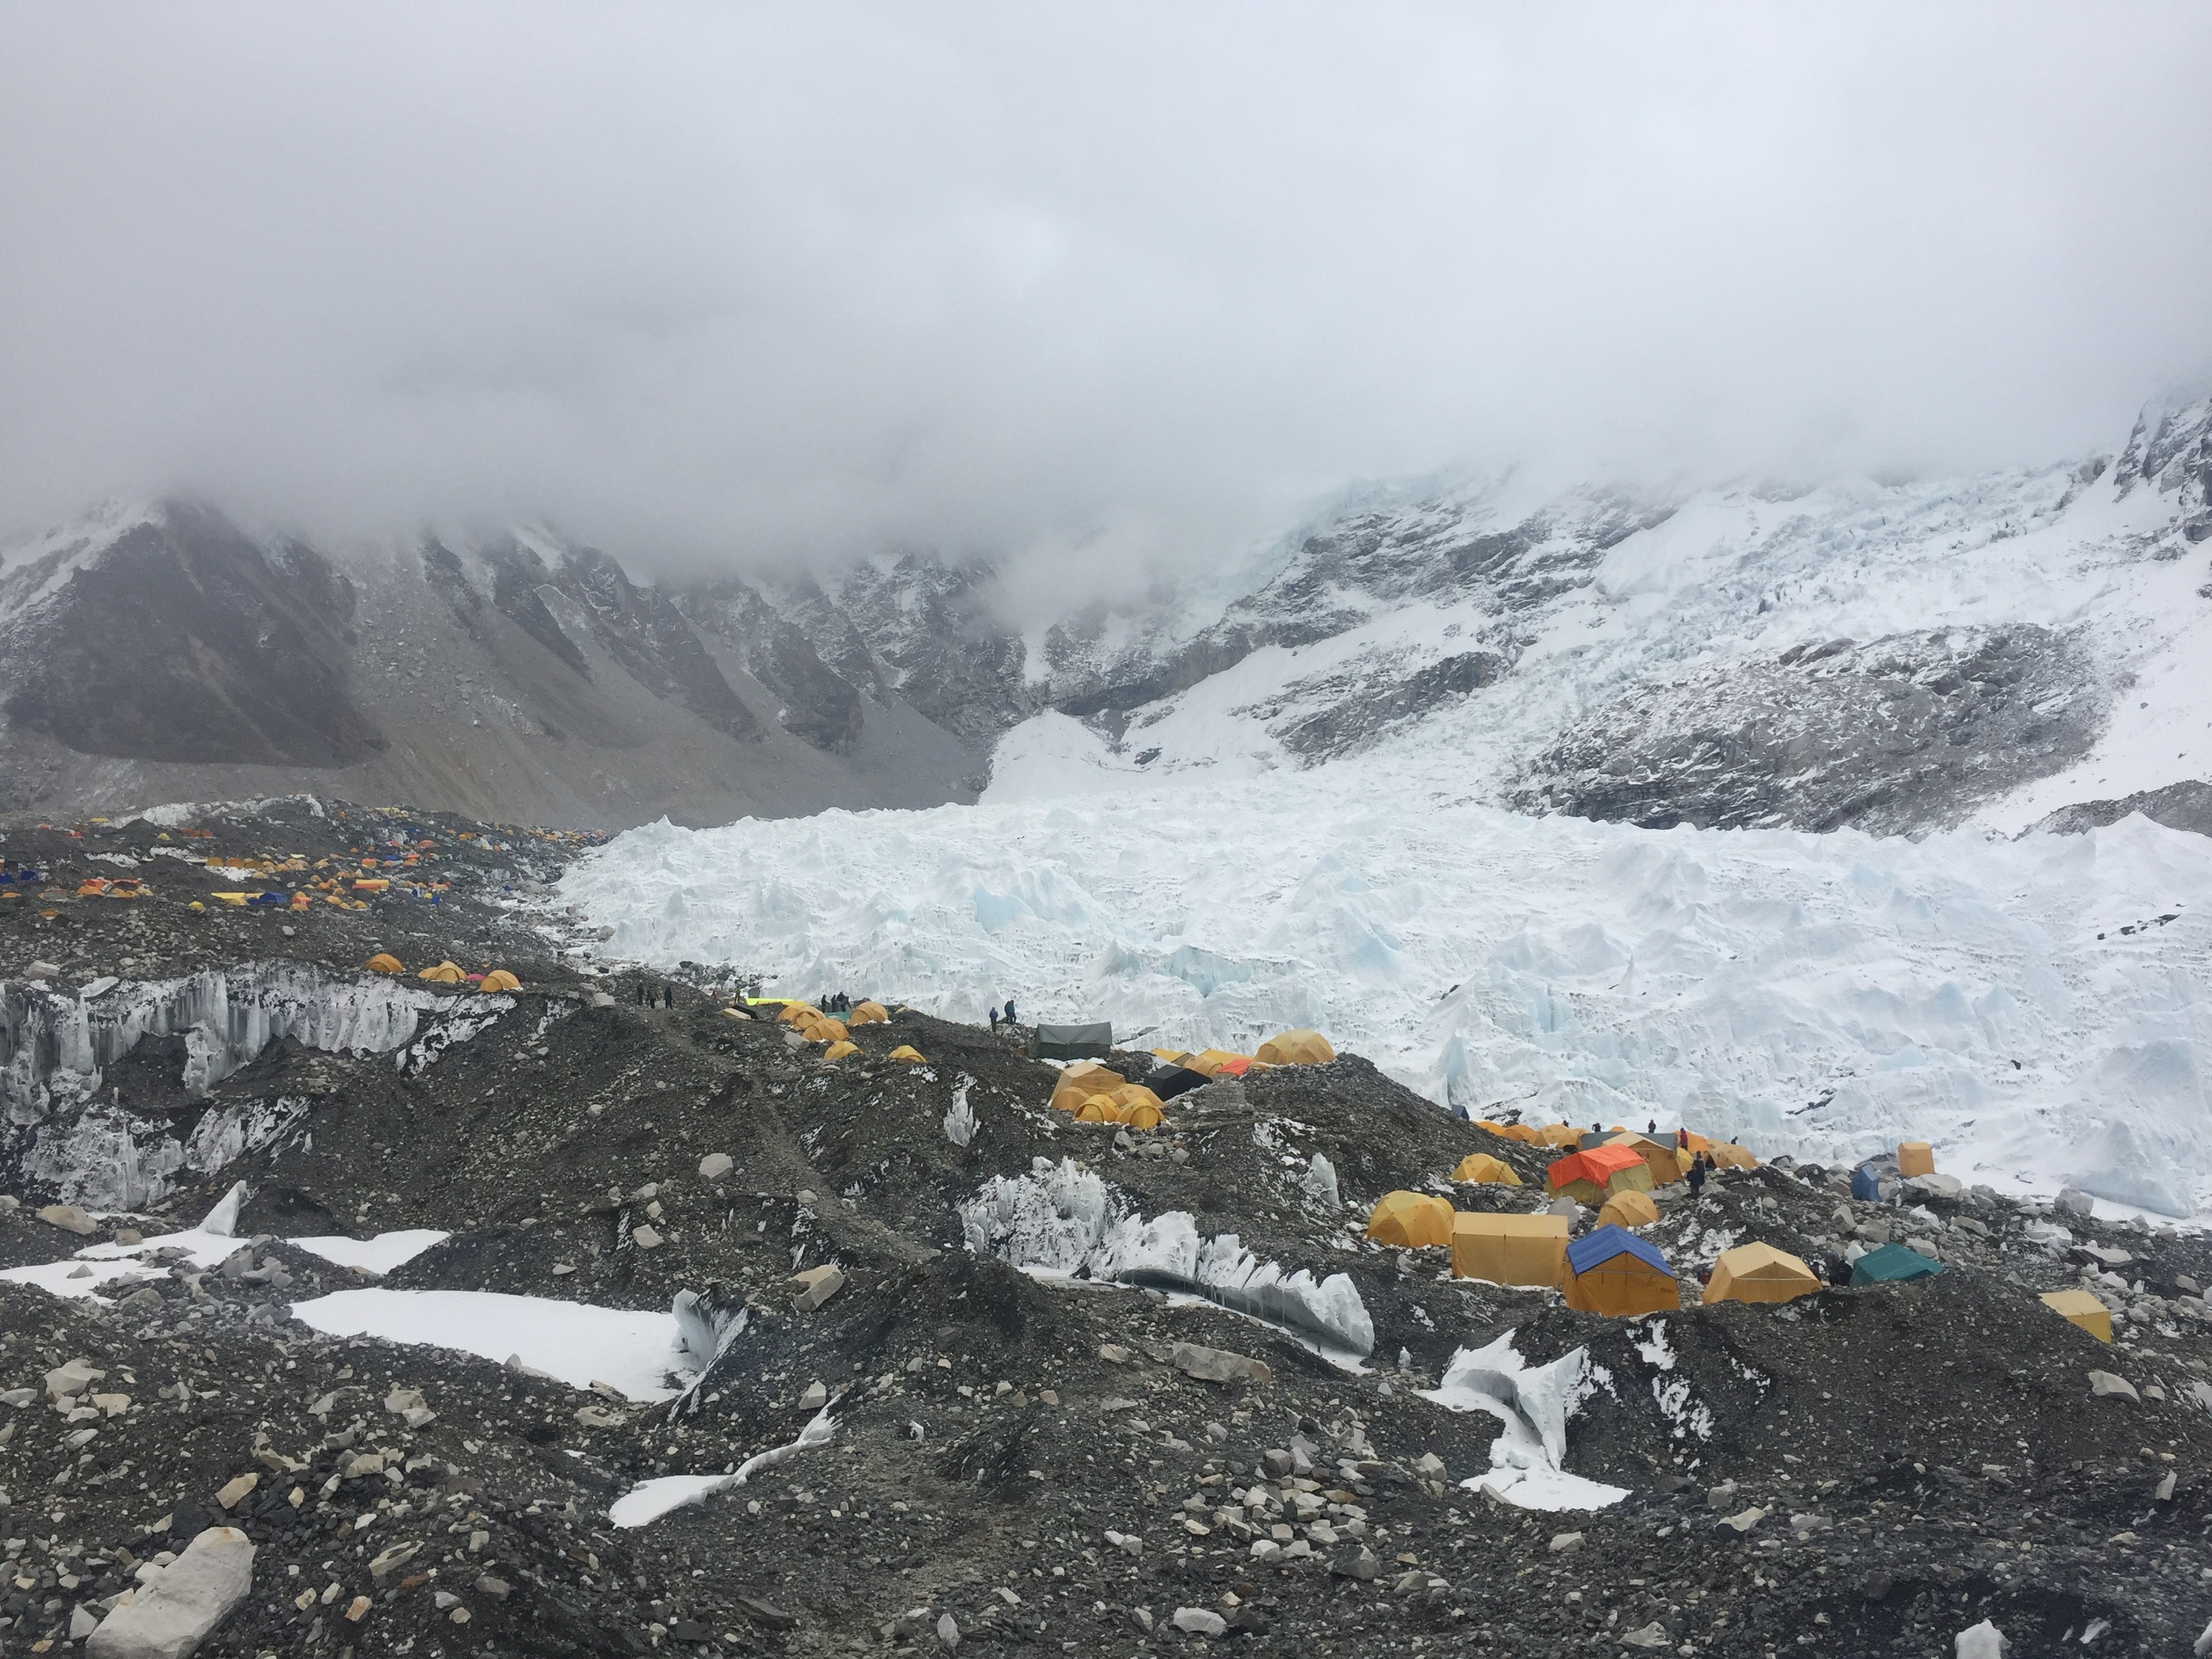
2, 798, 2209, 1658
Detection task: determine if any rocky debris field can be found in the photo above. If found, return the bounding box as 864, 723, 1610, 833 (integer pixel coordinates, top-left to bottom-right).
3, 798, 2211, 1658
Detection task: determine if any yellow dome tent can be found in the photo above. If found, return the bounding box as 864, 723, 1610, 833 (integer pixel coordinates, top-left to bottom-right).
1703, 1243, 1820, 1306
1450, 1153, 1522, 1186
1897, 1141, 1935, 1177
417, 961, 466, 985
887, 1045, 926, 1064
1120, 1099, 1164, 1131
808, 1018, 850, 1043
1595, 1189, 1660, 1230
776, 1002, 820, 1026
1073, 1095, 1120, 1122
479, 969, 521, 993
823, 1040, 859, 1061
1109, 1084, 1166, 1121
850, 1000, 890, 1025
1183, 1048, 1252, 1078
1366, 1191, 1454, 1249
1050, 1061, 1124, 1112
365, 953, 404, 975
2039, 1288, 2112, 1343
1255, 1029, 1335, 1066
1537, 1124, 1585, 1148
1707, 1143, 1759, 1171
1450, 1212, 1570, 1287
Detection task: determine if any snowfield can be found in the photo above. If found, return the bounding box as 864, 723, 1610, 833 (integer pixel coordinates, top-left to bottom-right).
559, 763, 2212, 1216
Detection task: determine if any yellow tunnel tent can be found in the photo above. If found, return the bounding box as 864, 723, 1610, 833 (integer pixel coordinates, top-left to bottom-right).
1450, 1212, 1570, 1288
1450, 1153, 1522, 1186
1366, 1191, 1454, 1250
1703, 1243, 1820, 1306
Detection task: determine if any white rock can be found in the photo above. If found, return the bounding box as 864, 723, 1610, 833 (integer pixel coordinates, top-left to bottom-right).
1720, 1506, 1766, 1532
2087, 1370, 2139, 1402
630, 1225, 663, 1250
698, 1153, 733, 1181
1621, 1622, 1672, 1650
85, 1525, 255, 1659
1955, 1617, 2010, 1659
38, 1204, 96, 1235
1548, 1530, 1582, 1552
798, 1381, 828, 1409
936, 1611, 960, 1650
1172, 1606, 1229, 1637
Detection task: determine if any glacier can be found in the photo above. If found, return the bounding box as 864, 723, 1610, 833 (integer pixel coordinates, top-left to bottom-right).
561, 781, 2212, 1216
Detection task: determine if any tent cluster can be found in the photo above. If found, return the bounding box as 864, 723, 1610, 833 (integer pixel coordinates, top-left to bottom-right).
361, 954, 520, 991
1048, 1062, 1165, 1130
1475, 1118, 1758, 1174
1149, 1029, 1336, 1082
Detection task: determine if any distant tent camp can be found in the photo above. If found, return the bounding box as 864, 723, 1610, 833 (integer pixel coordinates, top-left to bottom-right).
1450, 1153, 1522, 1186
1850, 1242, 1944, 1287
2039, 1288, 2113, 1343
809, 1018, 850, 1043
1897, 1141, 1936, 1178
1450, 1212, 1570, 1288
479, 969, 521, 993
1849, 1165, 1883, 1202
850, 1000, 889, 1025
1595, 1189, 1660, 1231
1033, 1022, 1114, 1061
1366, 1191, 1454, 1249
1255, 1029, 1334, 1066
1547, 1145, 1654, 1206
1564, 1225, 1679, 1316
1184, 1049, 1255, 1078
417, 960, 466, 985
364, 953, 403, 975
1703, 1243, 1821, 1306
776, 1002, 819, 1026
1149, 1065, 1210, 1102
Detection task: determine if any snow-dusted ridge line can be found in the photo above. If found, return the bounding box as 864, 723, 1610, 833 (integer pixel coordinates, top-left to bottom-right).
958, 1158, 1375, 1355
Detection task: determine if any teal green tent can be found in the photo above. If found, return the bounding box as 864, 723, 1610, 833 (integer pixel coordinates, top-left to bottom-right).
1850, 1242, 1944, 1287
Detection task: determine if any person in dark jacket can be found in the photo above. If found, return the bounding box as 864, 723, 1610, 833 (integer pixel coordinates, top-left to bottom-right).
1686, 1153, 1708, 1198
989, 1006, 1000, 1034
1004, 1000, 1017, 1025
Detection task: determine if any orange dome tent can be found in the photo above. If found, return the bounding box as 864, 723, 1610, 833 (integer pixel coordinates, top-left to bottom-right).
365, 953, 403, 975
1366, 1191, 1454, 1249
850, 1001, 889, 1025
417, 960, 466, 985
479, 969, 521, 993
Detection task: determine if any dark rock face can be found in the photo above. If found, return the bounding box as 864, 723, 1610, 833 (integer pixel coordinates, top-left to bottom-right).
1518, 626, 2106, 833
678, 581, 865, 752
836, 555, 1036, 745
2030, 779, 2212, 839
2112, 398, 2212, 543
1268, 651, 1507, 760
546, 546, 762, 743
0, 501, 383, 766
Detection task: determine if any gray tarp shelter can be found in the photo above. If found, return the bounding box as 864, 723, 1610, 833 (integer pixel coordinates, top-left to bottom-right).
1032, 1022, 1113, 1060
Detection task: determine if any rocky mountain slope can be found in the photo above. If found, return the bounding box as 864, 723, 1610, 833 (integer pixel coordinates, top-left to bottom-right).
3, 799, 2210, 1658
4, 396, 2207, 834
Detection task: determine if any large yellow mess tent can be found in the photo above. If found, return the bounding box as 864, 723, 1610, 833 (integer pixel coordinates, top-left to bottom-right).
1255, 1029, 1335, 1066
1596, 1189, 1660, 1230
1451, 1212, 1570, 1287
1704, 1243, 1820, 1305
1450, 1153, 1522, 1186
2039, 1288, 2112, 1343
1366, 1191, 1454, 1249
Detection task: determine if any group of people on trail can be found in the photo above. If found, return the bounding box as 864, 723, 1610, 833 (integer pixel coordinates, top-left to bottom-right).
987, 999, 1018, 1034
821, 990, 855, 1014
635, 981, 674, 1008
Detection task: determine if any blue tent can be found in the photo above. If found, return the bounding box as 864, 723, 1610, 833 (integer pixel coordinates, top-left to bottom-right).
1849, 1164, 1882, 1202
1567, 1223, 1672, 1277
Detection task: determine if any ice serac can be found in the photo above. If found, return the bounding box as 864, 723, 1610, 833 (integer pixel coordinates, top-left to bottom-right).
85, 1524, 255, 1659
0, 964, 511, 1209
958, 1159, 1373, 1356
1422, 1332, 1626, 1511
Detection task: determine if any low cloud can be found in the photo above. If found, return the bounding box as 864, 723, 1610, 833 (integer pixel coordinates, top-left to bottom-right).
3, 3, 2209, 591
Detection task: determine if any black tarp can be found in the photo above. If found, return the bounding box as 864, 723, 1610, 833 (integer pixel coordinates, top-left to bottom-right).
1149, 1065, 1210, 1101
1032, 1021, 1113, 1060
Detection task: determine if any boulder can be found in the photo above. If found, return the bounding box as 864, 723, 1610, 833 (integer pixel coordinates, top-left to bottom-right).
1955, 1618, 2010, 1658
1172, 1607, 1229, 1636
1169, 1342, 1272, 1387
85, 1525, 255, 1659
792, 1265, 846, 1312
1622, 1622, 1673, 1650
2054, 1188, 2095, 1218
39, 1204, 96, 1235
698, 1153, 734, 1181
2088, 1370, 2139, 1401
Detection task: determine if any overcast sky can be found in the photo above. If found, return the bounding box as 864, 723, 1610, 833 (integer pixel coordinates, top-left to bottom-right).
3, 3, 2209, 586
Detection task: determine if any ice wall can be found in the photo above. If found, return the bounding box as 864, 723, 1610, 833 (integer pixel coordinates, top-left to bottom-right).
1, 964, 511, 1208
